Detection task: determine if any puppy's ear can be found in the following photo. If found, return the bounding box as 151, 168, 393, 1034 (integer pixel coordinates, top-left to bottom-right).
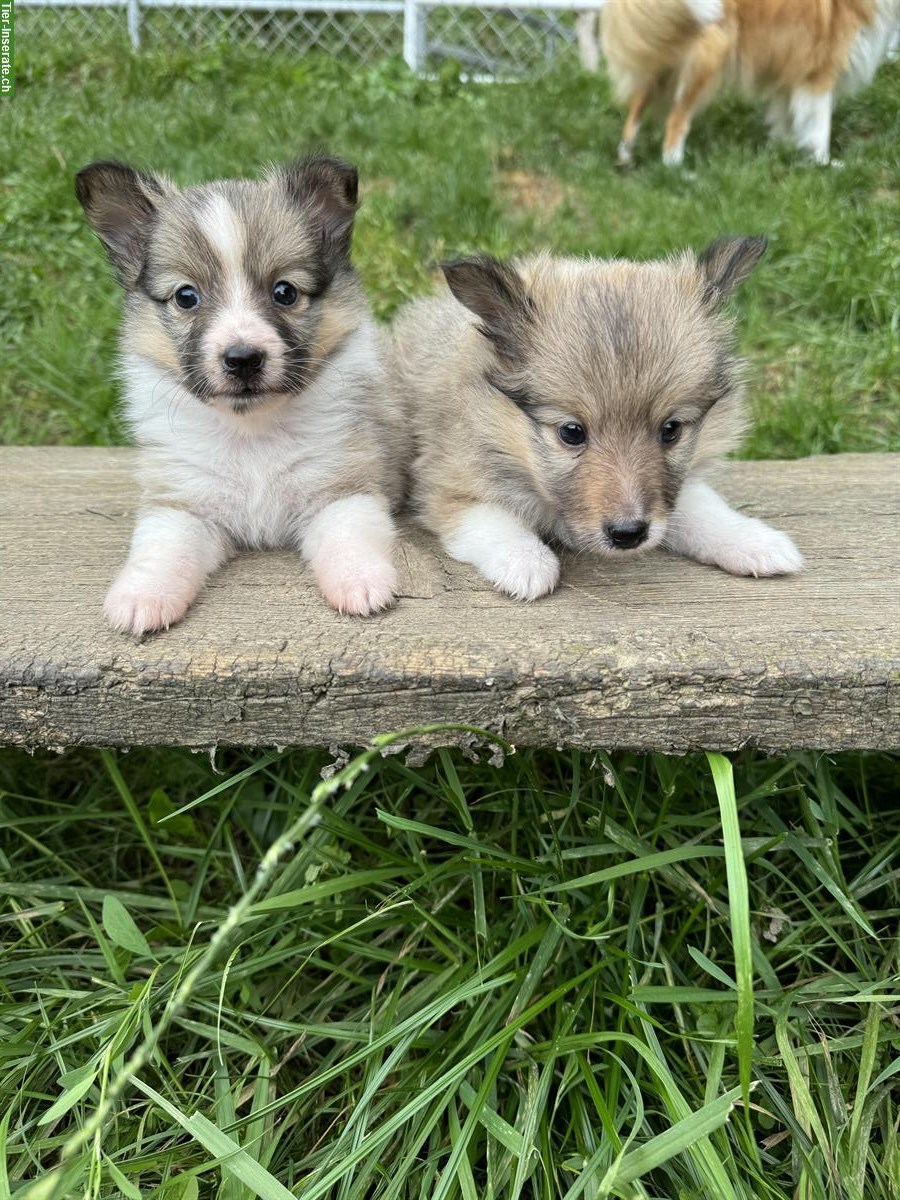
281, 155, 359, 258
75, 160, 170, 287
697, 235, 767, 306
441, 254, 534, 362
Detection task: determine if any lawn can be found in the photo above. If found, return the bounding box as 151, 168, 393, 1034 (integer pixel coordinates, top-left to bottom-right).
1, 30, 899, 1200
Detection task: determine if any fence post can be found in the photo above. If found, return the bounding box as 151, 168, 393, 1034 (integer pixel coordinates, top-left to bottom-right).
403, 0, 426, 72
126, 0, 141, 50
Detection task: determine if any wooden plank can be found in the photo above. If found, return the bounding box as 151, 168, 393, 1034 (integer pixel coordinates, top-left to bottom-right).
0, 448, 897, 753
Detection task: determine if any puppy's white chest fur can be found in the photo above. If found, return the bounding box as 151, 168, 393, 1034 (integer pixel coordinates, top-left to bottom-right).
122, 337, 374, 549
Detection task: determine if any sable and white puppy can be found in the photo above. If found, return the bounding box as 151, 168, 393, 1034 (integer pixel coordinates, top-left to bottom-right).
601, 0, 900, 167
76, 155, 405, 634
391, 237, 803, 601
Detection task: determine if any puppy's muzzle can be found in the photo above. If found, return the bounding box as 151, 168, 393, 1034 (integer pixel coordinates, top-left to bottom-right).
223, 344, 266, 384
605, 519, 649, 550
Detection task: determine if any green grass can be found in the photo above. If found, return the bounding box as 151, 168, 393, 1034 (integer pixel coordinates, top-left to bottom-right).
2, 746, 899, 1199
2, 33, 899, 1200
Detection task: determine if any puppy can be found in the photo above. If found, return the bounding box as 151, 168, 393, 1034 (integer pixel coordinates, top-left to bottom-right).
76, 155, 405, 634
391, 237, 803, 600
602, 0, 900, 166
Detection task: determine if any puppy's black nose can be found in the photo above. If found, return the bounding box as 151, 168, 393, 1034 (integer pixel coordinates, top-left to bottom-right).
605, 519, 649, 549
223, 345, 265, 381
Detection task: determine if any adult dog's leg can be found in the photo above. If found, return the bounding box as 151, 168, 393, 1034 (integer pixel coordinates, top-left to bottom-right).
662, 26, 730, 166
789, 86, 834, 164
618, 82, 654, 165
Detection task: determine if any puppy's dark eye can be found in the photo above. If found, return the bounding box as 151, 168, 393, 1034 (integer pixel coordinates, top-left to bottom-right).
272, 280, 299, 307
660, 419, 683, 445
558, 422, 587, 447
174, 286, 200, 310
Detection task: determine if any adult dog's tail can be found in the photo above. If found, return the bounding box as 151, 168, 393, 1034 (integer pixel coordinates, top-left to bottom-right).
601, 0, 725, 99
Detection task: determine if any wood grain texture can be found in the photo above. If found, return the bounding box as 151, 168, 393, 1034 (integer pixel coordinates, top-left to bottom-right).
1, 448, 897, 753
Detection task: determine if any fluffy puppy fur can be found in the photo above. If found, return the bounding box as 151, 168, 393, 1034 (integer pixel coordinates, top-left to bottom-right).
602, 0, 900, 166
390, 238, 803, 601
76, 155, 406, 633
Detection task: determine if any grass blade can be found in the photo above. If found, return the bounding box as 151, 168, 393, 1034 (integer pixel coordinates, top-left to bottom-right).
611, 1084, 745, 1187
134, 1080, 295, 1200
707, 752, 754, 1110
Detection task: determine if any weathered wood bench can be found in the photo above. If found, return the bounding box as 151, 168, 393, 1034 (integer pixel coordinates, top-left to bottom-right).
1, 448, 897, 753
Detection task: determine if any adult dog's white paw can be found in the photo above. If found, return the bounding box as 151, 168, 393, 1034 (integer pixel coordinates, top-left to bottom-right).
662, 142, 686, 167
104, 573, 194, 634
314, 554, 398, 616
714, 521, 804, 578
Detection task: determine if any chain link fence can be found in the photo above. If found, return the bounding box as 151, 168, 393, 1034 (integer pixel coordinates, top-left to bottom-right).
16, 0, 605, 76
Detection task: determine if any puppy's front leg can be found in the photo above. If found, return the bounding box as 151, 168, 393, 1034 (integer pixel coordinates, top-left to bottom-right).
302, 494, 398, 616
105, 507, 233, 634
664, 478, 803, 577
443, 503, 560, 601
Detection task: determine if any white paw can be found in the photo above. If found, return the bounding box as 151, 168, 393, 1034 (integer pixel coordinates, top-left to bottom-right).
445, 505, 561, 602
314, 554, 398, 616
617, 140, 634, 167
662, 142, 685, 167
488, 541, 560, 601
714, 521, 804, 577
104, 572, 194, 634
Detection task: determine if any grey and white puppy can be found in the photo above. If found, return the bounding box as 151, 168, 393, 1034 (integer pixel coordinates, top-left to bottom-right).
391, 237, 802, 600
77, 155, 406, 633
